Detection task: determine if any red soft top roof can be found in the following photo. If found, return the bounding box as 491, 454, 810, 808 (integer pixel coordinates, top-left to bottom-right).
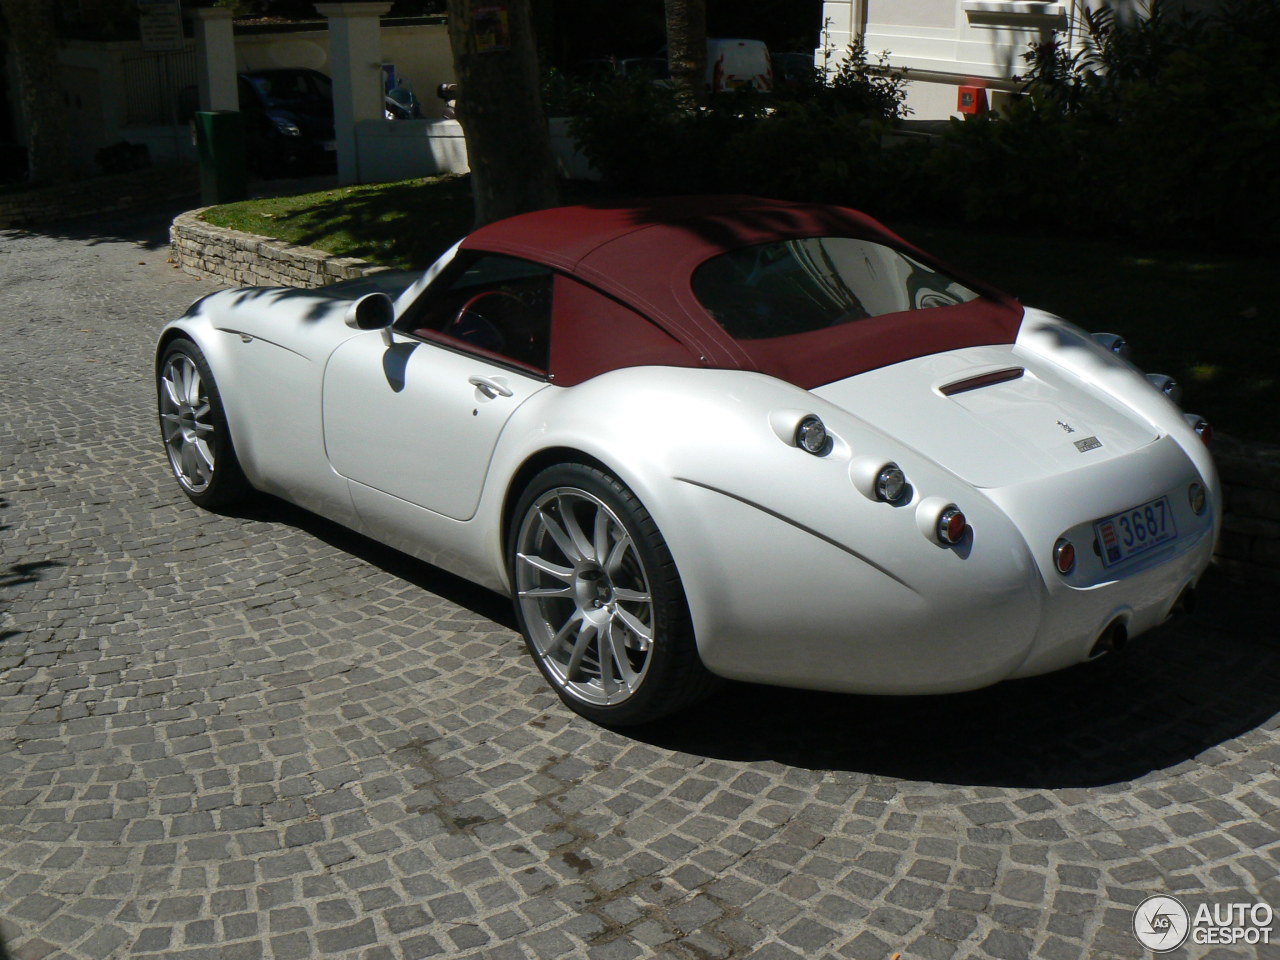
461, 196, 1023, 387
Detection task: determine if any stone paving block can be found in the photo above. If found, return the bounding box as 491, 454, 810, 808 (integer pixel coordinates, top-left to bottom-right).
840, 929, 894, 960
2, 218, 1278, 960
779, 916, 839, 951
980, 928, 1035, 960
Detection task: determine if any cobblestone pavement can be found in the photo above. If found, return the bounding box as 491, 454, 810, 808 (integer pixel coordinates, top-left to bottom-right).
2, 212, 1279, 960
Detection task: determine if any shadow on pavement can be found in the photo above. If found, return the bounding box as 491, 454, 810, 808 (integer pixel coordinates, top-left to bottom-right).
2, 201, 195, 252
0, 560, 65, 592
0, 560, 66, 648
203, 492, 1278, 789
1, 172, 338, 253
632, 570, 1280, 789
223, 495, 518, 632
0, 491, 65, 646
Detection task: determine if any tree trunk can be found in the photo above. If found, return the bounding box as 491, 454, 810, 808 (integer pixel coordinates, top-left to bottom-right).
446, 0, 559, 227
664, 0, 707, 107
0, 0, 70, 184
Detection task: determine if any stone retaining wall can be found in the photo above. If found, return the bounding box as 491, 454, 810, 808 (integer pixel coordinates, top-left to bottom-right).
170, 208, 387, 288
169, 206, 1280, 583
0, 164, 198, 229
1210, 435, 1280, 584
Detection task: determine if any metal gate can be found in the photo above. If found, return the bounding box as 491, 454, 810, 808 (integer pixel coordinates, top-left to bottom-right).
122, 49, 197, 126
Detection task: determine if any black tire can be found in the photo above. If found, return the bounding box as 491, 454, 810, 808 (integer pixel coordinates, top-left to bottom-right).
156, 339, 251, 510
508, 462, 718, 726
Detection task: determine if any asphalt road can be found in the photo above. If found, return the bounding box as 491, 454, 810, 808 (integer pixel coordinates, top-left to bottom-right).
2, 209, 1278, 960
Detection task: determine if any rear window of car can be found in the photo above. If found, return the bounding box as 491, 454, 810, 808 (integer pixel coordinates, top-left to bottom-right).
691, 236, 981, 340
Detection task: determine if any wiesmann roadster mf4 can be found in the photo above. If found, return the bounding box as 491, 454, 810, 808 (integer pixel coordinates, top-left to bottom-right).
157, 197, 1220, 725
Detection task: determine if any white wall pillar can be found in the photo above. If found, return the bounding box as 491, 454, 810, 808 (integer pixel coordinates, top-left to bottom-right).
819, 0, 871, 68
190, 7, 238, 112
315, 2, 392, 184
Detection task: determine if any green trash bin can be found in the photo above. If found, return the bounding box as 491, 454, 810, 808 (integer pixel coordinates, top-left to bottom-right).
193, 110, 247, 205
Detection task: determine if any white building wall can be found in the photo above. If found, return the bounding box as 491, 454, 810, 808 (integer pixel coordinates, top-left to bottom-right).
24, 22, 454, 178
56, 39, 199, 175
354, 116, 597, 185
823, 0, 1227, 120
234, 22, 454, 107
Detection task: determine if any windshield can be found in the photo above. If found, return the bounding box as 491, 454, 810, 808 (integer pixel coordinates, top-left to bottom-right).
691, 236, 981, 340
246, 72, 333, 107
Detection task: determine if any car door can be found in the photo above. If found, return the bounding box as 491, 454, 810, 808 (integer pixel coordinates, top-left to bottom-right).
321, 253, 554, 522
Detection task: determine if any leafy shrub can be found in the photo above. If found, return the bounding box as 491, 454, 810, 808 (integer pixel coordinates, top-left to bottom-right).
564, 4, 1279, 249
566, 73, 755, 194
919, 0, 1280, 246
820, 38, 911, 121
564, 41, 911, 198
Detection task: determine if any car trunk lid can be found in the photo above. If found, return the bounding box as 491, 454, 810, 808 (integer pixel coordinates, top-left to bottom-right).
811, 345, 1159, 488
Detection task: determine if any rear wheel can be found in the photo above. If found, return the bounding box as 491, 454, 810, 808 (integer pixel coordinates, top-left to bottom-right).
509, 463, 716, 726
157, 339, 250, 509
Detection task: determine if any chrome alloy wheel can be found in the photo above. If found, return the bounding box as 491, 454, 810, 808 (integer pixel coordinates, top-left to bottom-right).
159, 352, 217, 494
515, 486, 656, 707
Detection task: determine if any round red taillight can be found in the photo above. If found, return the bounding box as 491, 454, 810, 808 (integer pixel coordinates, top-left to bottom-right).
1053, 538, 1075, 575
1185, 413, 1212, 447
937, 507, 967, 545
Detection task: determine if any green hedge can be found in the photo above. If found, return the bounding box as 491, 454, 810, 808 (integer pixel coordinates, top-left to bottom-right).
564, 1, 1280, 250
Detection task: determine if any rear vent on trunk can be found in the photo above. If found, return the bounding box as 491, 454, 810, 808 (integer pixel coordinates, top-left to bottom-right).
939, 367, 1025, 397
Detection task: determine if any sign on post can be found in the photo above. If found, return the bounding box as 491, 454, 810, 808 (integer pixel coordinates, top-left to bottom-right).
472, 5, 511, 53
138, 0, 184, 53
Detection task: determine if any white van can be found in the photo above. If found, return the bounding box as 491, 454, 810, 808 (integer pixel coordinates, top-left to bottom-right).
707, 38, 773, 93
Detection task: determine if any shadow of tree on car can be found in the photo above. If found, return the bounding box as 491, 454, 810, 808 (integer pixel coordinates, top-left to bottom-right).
631, 570, 1279, 789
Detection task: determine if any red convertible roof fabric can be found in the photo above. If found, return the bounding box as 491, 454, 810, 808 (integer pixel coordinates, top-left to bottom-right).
462, 196, 1024, 388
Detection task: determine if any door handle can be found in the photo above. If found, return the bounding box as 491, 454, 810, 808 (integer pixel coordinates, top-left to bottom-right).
468, 375, 514, 399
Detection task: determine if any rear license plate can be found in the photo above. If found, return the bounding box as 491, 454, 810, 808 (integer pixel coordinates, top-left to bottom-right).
1095, 496, 1177, 566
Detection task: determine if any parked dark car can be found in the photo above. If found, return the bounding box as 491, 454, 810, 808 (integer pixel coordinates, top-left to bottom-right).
773, 52, 820, 90
238, 68, 336, 176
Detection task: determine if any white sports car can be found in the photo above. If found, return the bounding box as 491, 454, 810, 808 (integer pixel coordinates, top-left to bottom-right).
157, 197, 1220, 725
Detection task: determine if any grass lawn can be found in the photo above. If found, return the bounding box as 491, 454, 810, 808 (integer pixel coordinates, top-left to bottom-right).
201, 175, 478, 271
201, 177, 1277, 445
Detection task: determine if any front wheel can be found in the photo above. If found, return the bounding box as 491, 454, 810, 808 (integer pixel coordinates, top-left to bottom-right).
509, 463, 716, 726
157, 339, 250, 509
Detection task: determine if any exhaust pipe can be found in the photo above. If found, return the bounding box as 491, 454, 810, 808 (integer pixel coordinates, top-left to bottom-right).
1169, 586, 1196, 618
1089, 619, 1128, 659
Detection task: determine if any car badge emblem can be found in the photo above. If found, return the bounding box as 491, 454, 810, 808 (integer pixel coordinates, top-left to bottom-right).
1056, 420, 1075, 433
1074, 436, 1102, 452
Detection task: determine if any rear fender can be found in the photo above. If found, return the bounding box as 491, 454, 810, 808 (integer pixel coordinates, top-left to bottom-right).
477, 366, 1044, 683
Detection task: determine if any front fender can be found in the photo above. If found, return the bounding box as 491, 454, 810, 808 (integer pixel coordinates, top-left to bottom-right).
156, 288, 362, 522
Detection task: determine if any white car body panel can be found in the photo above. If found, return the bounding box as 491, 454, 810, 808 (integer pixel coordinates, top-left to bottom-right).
174, 288, 366, 527
323, 331, 550, 521
160, 249, 1219, 698
813, 344, 1159, 487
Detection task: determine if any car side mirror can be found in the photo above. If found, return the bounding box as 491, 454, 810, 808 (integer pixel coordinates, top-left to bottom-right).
345, 292, 395, 332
